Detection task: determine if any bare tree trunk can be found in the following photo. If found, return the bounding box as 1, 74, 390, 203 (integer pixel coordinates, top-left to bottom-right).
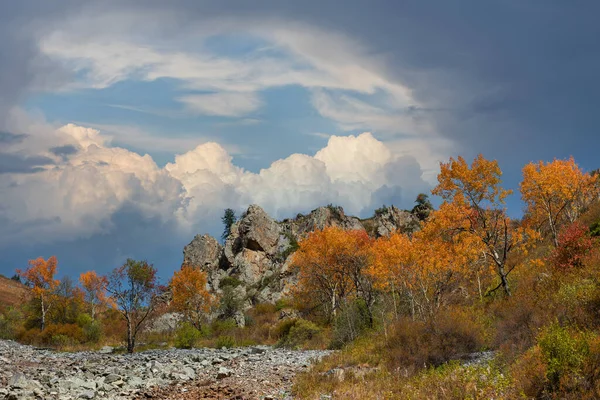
499, 265, 511, 297
126, 318, 135, 353
40, 295, 46, 331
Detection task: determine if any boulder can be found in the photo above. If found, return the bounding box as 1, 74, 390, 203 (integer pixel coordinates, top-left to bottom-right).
183, 234, 222, 270
216, 367, 232, 379
236, 205, 280, 255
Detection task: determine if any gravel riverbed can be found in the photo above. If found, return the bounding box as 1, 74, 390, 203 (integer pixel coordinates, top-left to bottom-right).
0, 340, 331, 399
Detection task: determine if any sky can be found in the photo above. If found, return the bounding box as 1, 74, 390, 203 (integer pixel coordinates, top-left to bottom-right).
1, 1, 600, 280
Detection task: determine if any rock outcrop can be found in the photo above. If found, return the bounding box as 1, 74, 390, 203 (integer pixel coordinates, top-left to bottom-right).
181, 204, 418, 321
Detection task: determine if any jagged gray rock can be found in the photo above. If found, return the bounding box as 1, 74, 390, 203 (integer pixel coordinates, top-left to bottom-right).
371, 205, 417, 237
183, 234, 222, 269
236, 205, 281, 255
180, 204, 419, 322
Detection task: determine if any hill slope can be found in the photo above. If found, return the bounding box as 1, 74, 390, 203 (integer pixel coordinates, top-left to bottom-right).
0, 274, 29, 309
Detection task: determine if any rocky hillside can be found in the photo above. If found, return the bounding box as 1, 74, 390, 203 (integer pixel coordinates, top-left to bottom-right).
181, 205, 418, 321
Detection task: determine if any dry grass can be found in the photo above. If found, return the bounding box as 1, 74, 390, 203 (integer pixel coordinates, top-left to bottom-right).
0, 274, 30, 310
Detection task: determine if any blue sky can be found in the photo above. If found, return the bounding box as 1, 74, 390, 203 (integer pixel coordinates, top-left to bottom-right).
1, 0, 600, 281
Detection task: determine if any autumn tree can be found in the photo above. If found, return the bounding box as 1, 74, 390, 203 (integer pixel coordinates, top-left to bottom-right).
368, 202, 481, 319
549, 222, 595, 270
79, 271, 109, 319
53, 276, 85, 325
432, 155, 538, 296
520, 157, 599, 247
17, 256, 60, 331
105, 259, 161, 353
292, 227, 376, 324
170, 265, 216, 330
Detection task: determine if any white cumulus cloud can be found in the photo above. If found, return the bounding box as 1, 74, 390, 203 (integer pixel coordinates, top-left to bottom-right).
0, 123, 431, 246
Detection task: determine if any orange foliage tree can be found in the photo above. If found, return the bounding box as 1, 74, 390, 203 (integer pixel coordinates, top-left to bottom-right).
79, 271, 109, 319
17, 256, 60, 331
292, 227, 375, 324
432, 155, 538, 296
368, 202, 481, 319
170, 265, 216, 330
520, 157, 599, 247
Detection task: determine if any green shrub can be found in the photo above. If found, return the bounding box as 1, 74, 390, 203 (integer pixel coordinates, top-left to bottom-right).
51, 334, 74, 348
275, 299, 291, 311
219, 286, 244, 319
83, 320, 102, 343
0, 307, 22, 340
219, 276, 243, 288
215, 335, 236, 348
538, 322, 591, 389
210, 318, 237, 336
589, 221, 600, 237
277, 319, 322, 349
274, 318, 297, 339
174, 322, 202, 349
330, 300, 372, 349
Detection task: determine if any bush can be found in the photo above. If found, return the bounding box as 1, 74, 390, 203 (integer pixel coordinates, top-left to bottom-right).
51, 334, 75, 348
83, 321, 102, 343
275, 298, 291, 311
330, 300, 372, 349
538, 322, 591, 390
219, 286, 245, 319
550, 222, 594, 270
387, 309, 486, 374
277, 319, 322, 349
210, 318, 237, 336
175, 322, 202, 349
219, 276, 242, 288
0, 307, 22, 340
215, 335, 236, 348
510, 345, 548, 397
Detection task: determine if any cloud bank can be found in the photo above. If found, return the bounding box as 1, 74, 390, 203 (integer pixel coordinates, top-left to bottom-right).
0, 122, 430, 248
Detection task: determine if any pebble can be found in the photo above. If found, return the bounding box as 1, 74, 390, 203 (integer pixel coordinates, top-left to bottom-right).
0, 339, 331, 400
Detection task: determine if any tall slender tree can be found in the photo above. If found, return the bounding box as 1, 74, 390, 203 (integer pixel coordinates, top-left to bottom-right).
221, 208, 237, 242
17, 256, 60, 331
105, 259, 160, 353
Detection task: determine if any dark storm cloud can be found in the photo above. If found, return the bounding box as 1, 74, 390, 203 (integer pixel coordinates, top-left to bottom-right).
0, 132, 26, 145
3, 0, 599, 162
0, 152, 54, 174
0, 204, 200, 280
0, 0, 78, 123
49, 144, 78, 157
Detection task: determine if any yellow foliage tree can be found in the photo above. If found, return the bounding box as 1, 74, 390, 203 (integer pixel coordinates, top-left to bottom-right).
17, 256, 60, 331
170, 265, 216, 331
520, 157, 599, 247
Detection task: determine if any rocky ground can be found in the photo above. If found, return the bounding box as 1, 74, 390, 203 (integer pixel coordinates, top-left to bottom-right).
0, 340, 330, 400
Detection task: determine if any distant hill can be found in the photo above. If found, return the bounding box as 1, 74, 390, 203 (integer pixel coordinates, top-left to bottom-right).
0, 274, 29, 309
